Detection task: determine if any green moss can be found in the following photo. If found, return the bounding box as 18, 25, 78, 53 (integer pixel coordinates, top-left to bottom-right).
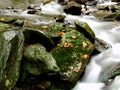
74, 20, 95, 43
51, 29, 94, 82
0, 22, 9, 30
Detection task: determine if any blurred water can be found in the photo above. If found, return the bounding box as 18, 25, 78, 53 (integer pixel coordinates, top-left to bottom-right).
0, 0, 42, 9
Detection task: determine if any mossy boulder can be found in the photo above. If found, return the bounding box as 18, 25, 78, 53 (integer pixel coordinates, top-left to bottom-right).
17, 44, 60, 87
22, 44, 59, 76
51, 29, 94, 89
0, 28, 24, 90
74, 20, 95, 43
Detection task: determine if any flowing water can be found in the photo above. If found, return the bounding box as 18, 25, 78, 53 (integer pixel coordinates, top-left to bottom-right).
1, 0, 120, 90
0, 0, 43, 9
64, 13, 120, 90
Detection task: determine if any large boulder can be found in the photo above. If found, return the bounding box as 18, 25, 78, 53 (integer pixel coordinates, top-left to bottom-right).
0, 26, 24, 90
51, 29, 94, 89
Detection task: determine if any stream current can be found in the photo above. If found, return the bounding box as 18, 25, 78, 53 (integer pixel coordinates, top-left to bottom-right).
0, 0, 120, 90
66, 14, 120, 90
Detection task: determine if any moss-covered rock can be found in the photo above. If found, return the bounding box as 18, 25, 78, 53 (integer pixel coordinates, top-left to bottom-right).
0, 28, 24, 90
22, 44, 59, 76
51, 29, 94, 89
0, 22, 10, 30
74, 20, 95, 43
17, 44, 59, 89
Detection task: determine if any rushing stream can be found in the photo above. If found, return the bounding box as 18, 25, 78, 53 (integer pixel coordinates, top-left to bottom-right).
0, 0, 120, 90
66, 13, 120, 90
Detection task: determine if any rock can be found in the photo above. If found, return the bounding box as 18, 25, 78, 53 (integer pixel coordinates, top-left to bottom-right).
55, 15, 65, 22
0, 16, 16, 23
64, 1, 82, 15
23, 28, 54, 50
92, 10, 120, 21
103, 10, 120, 21
51, 29, 94, 89
0, 27, 24, 90
21, 44, 59, 79
74, 20, 95, 43
27, 10, 38, 14
0, 15, 31, 26
99, 68, 120, 83
94, 37, 112, 52
13, 20, 24, 26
